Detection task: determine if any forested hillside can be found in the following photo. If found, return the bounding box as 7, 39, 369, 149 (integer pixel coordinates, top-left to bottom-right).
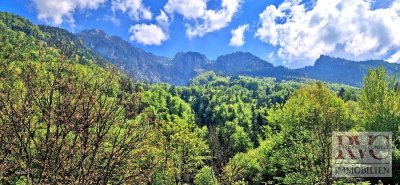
0, 12, 399, 184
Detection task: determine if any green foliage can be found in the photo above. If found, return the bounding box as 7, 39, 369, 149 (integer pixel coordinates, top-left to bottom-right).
194, 166, 219, 185
223, 150, 262, 184
0, 12, 208, 184
360, 67, 400, 135
175, 72, 362, 184
220, 83, 357, 184
359, 67, 400, 182
0, 41, 143, 184
267, 83, 352, 184
133, 84, 209, 184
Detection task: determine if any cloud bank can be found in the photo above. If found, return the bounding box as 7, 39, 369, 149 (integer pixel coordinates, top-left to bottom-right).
255, 0, 400, 68
33, 0, 106, 26
164, 0, 243, 38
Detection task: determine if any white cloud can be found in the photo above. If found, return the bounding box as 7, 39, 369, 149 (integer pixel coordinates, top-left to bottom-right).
156, 10, 170, 28
164, 0, 207, 19
387, 51, 400, 63
255, 0, 400, 68
111, 0, 152, 20
186, 0, 242, 38
164, 0, 242, 38
129, 24, 167, 45
33, 0, 106, 26
229, 24, 249, 47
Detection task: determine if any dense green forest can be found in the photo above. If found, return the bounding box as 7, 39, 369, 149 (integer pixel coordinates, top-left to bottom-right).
0, 12, 399, 184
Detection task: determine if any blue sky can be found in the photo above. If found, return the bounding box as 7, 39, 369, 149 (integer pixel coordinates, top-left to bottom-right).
1, 0, 400, 68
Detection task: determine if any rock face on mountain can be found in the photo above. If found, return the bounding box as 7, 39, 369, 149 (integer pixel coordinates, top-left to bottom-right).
76, 29, 400, 87
213, 52, 273, 74
76, 29, 171, 83
77, 29, 215, 85
168, 52, 212, 85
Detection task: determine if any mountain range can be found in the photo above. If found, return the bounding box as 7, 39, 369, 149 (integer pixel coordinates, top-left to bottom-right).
76, 29, 400, 87
77, 29, 279, 85
1, 11, 398, 87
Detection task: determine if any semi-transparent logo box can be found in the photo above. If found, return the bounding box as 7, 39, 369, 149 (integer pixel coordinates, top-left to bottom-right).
332, 132, 392, 177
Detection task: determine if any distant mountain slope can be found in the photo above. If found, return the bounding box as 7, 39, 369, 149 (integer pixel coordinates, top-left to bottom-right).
76, 29, 171, 83
39, 26, 109, 66
76, 29, 400, 87
296, 55, 400, 86
213, 52, 273, 74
